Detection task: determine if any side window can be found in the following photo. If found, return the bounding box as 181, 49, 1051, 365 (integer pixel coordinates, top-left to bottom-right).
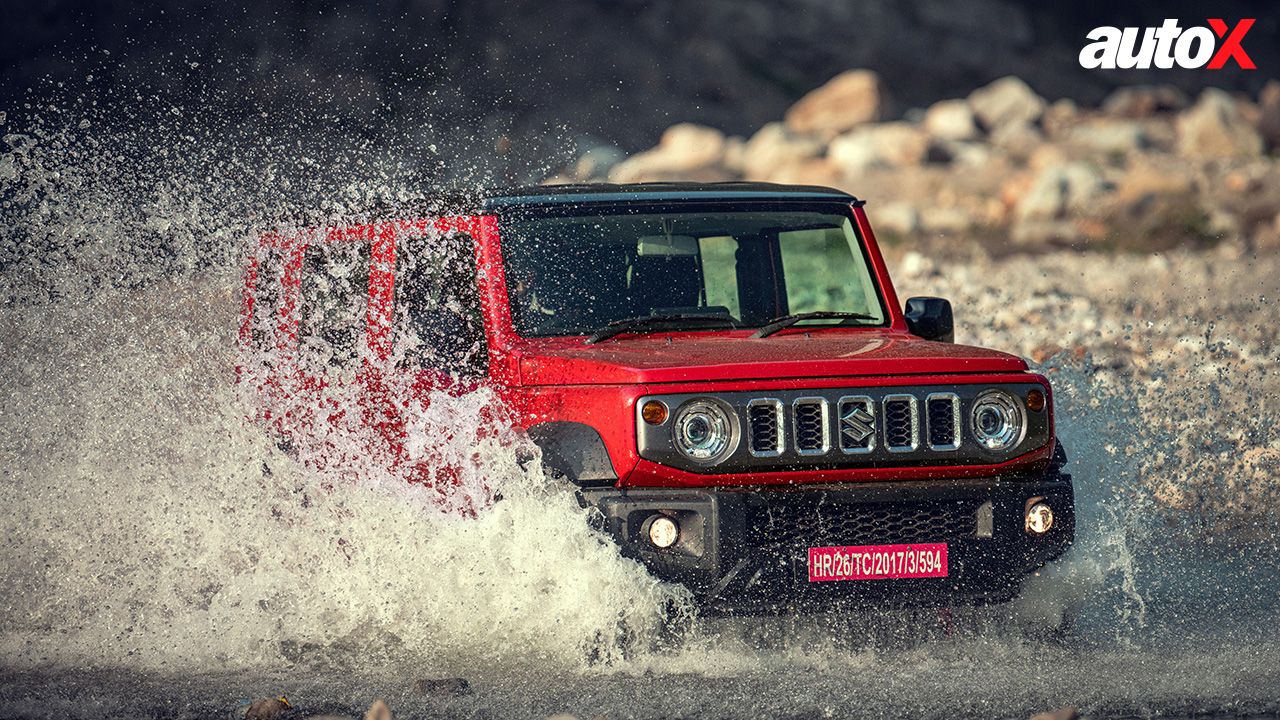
251, 248, 283, 350
298, 242, 371, 370
777, 225, 882, 319
698, 235, 741, 319
395, 233, 487, 377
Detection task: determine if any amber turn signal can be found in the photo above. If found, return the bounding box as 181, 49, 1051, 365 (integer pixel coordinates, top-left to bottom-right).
1025, 388, 1046, 412
641, 400, 669, 425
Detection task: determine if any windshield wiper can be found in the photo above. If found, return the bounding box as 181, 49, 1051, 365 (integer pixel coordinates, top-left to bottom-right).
584, 313, 737, 344
750, 311, 878, 339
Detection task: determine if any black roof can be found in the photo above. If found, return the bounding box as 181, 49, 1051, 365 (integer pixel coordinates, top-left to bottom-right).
479, 182, 861, 210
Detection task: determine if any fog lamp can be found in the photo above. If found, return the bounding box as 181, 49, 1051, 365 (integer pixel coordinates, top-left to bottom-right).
1025, 502, 1054, 535
646, 515, 679, 549
641, 400, 669, 425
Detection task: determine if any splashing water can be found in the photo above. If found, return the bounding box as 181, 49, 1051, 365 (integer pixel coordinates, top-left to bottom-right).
0, 85, 685, 680
3, 79, 1280, 718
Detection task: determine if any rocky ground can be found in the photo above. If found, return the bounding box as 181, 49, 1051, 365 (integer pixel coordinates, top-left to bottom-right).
890, 244, 1279, 531
559, 71, 1280, 257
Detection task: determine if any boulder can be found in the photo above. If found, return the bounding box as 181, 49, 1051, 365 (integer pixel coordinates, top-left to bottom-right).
968, 76, 1046, 131
1064, 119, 1151, 156
784, 69, 886, 137
873, 201, 921, 235
570, 141, 625, 181
1101, 85, 1188, 118
608, 123, 727, 182
923, 99, 980, 141
1116, 155, 1194, 202
990, 121, 1045, 160
1041, 98, 1081, 139
1015, 162, 1109, 222
740, 122, 823, 180
920, 206, 977, 233
765, 157, 843, 186
1251, 212, 1280, 253
1175, 89, 1264, 160
828, 122, 928, 173
1257, 80, 1280, 151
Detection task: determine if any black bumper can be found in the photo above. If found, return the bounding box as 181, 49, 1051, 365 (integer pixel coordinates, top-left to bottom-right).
582, 468, 1074, 612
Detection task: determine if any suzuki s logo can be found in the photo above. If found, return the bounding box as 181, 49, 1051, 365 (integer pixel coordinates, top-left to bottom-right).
840, 404, 875, 443
1079, 19, 1256, 70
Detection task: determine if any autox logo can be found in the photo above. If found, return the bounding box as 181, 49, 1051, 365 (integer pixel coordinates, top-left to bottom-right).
1079, 19, 1256, 70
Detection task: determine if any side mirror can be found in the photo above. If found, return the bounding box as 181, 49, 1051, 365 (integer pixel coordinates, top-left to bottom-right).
905, 297, 954, 343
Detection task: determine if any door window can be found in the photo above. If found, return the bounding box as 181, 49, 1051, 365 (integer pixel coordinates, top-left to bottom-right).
297, 242, 371, 371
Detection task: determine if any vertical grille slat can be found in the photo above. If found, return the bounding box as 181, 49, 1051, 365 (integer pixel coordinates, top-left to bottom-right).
926, 393, 961, 451
882, 394, 919, 452
792, 398, 830, 455
747, 399, 784, 457
838, 396, 876, 454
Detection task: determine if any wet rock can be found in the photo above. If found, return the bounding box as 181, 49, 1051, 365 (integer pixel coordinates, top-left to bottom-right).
828, 122, 928, 173
608, 123, 727, 182
363, 700, 392, 720
784, 69, 885, 137
245, 697, 292, 720
1102, 84, 1188, 118
740, 122, 823, 180
1175, 89, 1264, 160
923, 99, 979, 141
413, 677, 473, 697
968, 76, 1046, 132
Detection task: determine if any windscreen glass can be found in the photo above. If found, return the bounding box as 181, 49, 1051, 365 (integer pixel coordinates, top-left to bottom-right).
499, 208, 886, 337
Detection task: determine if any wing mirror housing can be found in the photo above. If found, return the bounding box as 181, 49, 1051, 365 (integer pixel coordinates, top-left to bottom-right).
904, 297, 954, 343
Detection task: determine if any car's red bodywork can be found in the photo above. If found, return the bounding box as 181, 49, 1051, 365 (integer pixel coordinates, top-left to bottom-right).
240, 205, 1055, 492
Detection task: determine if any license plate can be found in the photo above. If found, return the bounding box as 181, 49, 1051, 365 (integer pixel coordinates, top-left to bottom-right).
808, 543, 949, 582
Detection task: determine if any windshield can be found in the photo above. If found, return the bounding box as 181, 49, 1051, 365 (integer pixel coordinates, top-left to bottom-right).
500, 207, 887, 337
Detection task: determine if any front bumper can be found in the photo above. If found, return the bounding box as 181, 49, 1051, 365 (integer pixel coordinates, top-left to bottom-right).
582, 467, 1074, 612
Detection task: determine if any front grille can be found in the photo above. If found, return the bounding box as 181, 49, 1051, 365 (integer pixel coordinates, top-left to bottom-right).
883, 395, 919, 452
747, 399, 784, 456
793, 398, 829, 455
638, 382, 1051, 473
926, 393, 960, 451
747, 499, 981, 548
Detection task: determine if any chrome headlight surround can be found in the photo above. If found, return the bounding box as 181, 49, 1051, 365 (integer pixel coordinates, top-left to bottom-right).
671, 397, 740, 465
970, 389, 1026, 451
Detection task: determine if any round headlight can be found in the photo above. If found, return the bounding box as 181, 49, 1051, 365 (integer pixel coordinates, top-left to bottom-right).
970, 390, 1025, 451
672, 398, 738, 464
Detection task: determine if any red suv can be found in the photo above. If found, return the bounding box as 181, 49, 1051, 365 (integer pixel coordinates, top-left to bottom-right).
241, 182, 1074, 610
